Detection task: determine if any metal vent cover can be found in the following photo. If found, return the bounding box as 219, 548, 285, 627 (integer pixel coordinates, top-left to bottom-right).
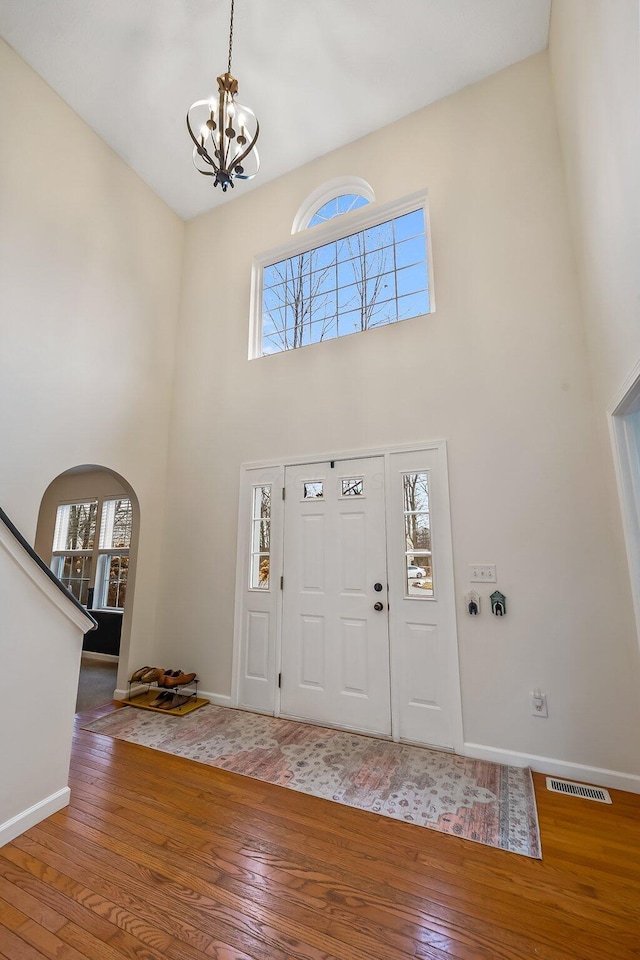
546, 777, 612, 803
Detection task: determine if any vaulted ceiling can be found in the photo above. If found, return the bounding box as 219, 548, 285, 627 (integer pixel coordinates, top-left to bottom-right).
0, 0, 551, 220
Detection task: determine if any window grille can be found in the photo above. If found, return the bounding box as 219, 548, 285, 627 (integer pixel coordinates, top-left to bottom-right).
253, 192, 432, 358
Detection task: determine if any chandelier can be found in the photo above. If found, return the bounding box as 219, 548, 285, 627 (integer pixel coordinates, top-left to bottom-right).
186, 0, 260, 192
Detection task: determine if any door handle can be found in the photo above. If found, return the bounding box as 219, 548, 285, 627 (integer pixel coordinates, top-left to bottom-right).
373, 601, 384, 612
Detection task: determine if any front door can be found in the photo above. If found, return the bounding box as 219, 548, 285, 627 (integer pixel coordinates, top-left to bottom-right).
280, 457, 392, 736
234, 443, 462, 751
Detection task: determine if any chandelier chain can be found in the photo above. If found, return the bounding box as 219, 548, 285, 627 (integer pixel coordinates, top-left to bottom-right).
227, 0, 235, 74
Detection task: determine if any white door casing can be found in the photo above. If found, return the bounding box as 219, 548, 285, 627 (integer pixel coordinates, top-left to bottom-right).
233, 442, 463, 752
280, 457, 391, 736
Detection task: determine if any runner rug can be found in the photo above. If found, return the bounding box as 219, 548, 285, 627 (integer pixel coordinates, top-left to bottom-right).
82, 704, 541, 858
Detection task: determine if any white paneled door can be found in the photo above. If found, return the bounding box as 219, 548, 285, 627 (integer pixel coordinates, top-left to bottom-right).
234, 443, 462, 751
280, 458, 392, 736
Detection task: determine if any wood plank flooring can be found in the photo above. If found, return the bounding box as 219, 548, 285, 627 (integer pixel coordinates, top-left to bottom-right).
1, 703, 639, 960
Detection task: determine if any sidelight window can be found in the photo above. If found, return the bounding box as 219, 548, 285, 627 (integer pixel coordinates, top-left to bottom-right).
250, 485, 271, 589
403, 472, 433, 597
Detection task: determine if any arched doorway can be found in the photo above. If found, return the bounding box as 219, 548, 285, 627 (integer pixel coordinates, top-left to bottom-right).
35, 465, 140, 711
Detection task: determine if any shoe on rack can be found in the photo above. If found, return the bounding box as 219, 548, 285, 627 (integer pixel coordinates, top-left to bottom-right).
161, 671, 197, 688
130, 666, 152, 682
157, 670, 181, 688
149, 691, 173, 708
140, 667, 165, 683
159, 693, 188, 710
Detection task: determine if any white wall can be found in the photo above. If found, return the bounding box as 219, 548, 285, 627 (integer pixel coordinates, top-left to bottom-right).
157, 51, 640, 783
549, 0, 640, 408
0, 520, 92, 845
549, 0, 640, 658
0, 39, 184, 679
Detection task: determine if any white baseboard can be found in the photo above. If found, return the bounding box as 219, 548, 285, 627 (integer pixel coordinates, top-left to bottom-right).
464, 742, 640, 795
114, 685, 142, 700
197, 690, 232, 706
82, 652, 119, 663
0, 787, 70, 848
114, 687, 232, 706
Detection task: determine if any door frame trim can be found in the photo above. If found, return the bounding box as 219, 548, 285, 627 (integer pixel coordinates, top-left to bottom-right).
608, 357, 640, 653
232, 440, 464, 754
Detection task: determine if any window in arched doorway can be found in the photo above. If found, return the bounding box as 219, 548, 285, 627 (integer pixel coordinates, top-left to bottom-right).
52, 496, 132, 609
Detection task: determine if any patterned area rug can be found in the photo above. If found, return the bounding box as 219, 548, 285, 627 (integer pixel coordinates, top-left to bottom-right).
82, 705, 541, 858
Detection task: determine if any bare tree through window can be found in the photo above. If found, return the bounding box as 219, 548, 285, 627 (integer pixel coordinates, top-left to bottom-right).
261, 208, 429, 356
66, 502, 97, 550
251, 485, 272, 589
403, 472, 433, 595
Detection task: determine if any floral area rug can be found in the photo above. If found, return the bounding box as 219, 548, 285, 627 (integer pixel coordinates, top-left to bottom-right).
82, 705, 541, 858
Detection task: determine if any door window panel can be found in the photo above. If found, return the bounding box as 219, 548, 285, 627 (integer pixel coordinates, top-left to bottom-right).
403, 472, 433, 597
303, 481, 324, 499
250, 485, 271, 589
341, 478, 364, 497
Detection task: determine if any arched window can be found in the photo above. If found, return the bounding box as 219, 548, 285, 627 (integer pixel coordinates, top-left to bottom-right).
308, 193, 370, 227
292, 177, 375, 233
250, 181, 433, 358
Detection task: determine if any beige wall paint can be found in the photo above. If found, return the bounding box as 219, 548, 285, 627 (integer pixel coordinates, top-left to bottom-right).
0, 39, 184, 678
549, 0, 640, 408
2, 26, 639, 785
159, 52, 640, 777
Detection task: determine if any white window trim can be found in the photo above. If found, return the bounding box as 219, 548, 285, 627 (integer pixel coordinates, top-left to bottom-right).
249, 189, 434, 360
95, 550, 130, 610
291, 176, 376, 234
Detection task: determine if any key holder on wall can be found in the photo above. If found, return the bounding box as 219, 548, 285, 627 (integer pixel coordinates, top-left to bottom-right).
490, 590, 506, 616
464, 590, 480, 615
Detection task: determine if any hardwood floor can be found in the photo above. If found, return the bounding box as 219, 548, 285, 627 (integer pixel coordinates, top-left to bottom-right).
1, 704, 639, 960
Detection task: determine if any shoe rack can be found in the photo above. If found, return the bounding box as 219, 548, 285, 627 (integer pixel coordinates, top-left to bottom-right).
124, 675, 201, 715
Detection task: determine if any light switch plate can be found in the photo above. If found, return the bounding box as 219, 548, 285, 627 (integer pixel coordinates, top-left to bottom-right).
470, 564, 497, 582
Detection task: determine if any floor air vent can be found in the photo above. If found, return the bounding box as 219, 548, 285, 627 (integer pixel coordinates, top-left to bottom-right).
546, 777, 612, 803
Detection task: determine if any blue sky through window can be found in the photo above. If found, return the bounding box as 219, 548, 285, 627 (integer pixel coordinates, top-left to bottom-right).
261, 207, 430, 355
308, 193, 370, 227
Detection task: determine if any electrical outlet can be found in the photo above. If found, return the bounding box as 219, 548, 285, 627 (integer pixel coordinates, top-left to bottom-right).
469, 564, 497, 582
531, 690, 548, 718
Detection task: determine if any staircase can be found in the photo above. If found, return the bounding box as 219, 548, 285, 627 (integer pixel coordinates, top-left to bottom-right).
0, 508, 96, 846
